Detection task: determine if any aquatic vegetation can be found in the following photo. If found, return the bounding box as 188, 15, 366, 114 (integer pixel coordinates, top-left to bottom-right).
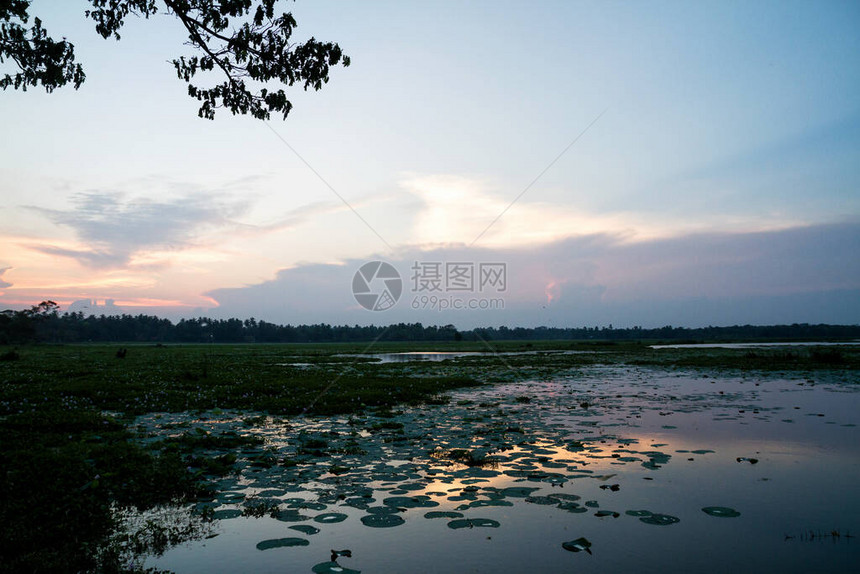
289, 525, 320, 535
315, 512, 349, 524
360, 513, 406, 528
242, 497, 281, 518
0, 349, 20, 361
639, 513, 681, 526
431, 447, 496, 467
625, 510, 653, 517
383, 495, 439, 509
0, 408, 203, 572
562, 537, 593, 554
784, 529, 855, 542
525, 495, 559, 505
425, 511, 464, 519
312, 561, 361, 574
447, 518, 501, 529
1, 342, 856, 572
275, 509, 312, 522
702, 506, 741, 518
256, 537, 310, 550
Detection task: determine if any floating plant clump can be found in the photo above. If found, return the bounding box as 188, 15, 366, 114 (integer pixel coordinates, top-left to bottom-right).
314, 512, 349, 524
383, 496, 439, 509
562, 537, 593, 554
558, 502, 588, 513
702, 506, 741, 517
289, 525, 320, 535
625, 510, 653, 517
424, 511, 463, 519
639, 513, 681, 525
275, 509, 311, 522
360, 514, 406, 528
124, 359, 857, 574
447, 518, 501, 529
312, 562, 361, 574
365, 506, 401, 515
463, 499, 512, 508
255, 537, 309, 550
498, 486, 541, 498
525, 495, 559, 505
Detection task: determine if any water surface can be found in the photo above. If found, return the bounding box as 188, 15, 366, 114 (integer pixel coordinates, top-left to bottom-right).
142, 366, 858, 573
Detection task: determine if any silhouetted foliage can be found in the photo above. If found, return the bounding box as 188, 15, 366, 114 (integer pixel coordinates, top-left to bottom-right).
1, 302, 858, 344
1, 0, 349, 119
0, 0, 85, 91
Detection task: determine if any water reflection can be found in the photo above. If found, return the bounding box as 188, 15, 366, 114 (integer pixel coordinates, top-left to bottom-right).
650, 341, 859, 349
337, 349, 596, 363
141, 366, 859, 573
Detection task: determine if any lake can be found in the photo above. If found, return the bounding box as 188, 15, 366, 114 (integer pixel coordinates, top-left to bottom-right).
650, 341, 860, 349
335, 349, 596, 363
142, 364, 859, 573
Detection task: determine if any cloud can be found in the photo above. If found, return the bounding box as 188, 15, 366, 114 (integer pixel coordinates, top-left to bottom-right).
399, 173, 802, 251
26, 191, 252, 268
0, 267, 11, 289
402, 174, 643, 248
205, 222, 860, 328
241, 200, 347, 235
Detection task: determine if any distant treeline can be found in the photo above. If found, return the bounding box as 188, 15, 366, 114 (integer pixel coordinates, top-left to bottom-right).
1, 301, 859, 344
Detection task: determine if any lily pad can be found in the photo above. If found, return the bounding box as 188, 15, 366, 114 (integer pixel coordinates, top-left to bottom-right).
274, 509, 310, 522
289, 501, 327, 511
702, 506, 741, 518
499, 486, 540, 498
289, 524, 320, 535
557, 502, 588, 513
639, 513, 680, 526
256, 537, 309, 550
525, 496, 558, 505
549, 493, 581, 502
447, 518, 501, 529
625, 510, 653, 517
562, 537, 592, 554
360, 513, 405, 528
312, 561, 362, 574
313, 512, 348, 524
256, 489, 287, 497
383, 496, 438, 509
468, 499, 512, 508
365, 506, 401, 515
594, 510, 620, 518
425, 511, 464, 519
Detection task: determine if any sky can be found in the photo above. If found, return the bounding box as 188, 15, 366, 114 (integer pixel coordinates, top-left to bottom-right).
0, 0, 858, 328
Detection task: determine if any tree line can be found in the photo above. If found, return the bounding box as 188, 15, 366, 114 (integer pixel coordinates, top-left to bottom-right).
1, 301, 858, 344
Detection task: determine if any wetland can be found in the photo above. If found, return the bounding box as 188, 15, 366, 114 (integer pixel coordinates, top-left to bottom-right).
1, 342, 857, 573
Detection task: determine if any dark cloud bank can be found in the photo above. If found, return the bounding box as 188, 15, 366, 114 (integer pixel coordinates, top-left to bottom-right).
206, 222, 860, 328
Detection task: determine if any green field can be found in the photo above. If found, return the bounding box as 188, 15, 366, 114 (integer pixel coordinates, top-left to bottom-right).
1, 342, 857, 572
